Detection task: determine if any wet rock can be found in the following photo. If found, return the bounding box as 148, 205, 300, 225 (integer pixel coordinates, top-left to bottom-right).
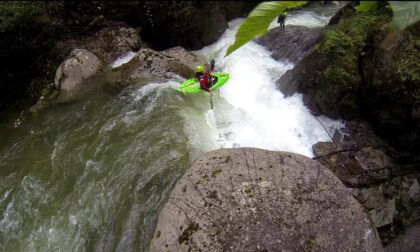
385, 222, 420, 252
313, 141, 337, 156
107, 47, 207, 86
149, 148, 383, 251
54, 49, 102, 102
258, 25, 323, 64
160, 46, 210, 75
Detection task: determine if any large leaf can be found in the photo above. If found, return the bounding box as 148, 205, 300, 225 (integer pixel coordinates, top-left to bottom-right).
225, 1, 308, 57
388, 1, 420, 30
355, 1, 378, 12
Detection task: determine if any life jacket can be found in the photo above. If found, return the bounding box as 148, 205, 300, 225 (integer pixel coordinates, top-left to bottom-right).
196, 72, 212, 92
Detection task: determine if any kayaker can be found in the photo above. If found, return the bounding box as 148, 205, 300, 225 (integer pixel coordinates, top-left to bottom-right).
195, 65, 213, 94
277, 11, 288, 29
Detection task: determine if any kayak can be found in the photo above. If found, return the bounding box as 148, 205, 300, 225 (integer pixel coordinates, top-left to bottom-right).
177, 73, 230, 94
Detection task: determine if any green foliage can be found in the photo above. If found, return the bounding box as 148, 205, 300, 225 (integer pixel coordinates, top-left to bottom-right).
355, 1, 378, 12
356, 1, 420, 30
323, 64, 359, 90
316, 7, 391, 90
320, 29, 353, 56
388, 1, 420, 30
226, 1, 419, 58
396, 33, 420, 84
225, 1, 308, 57
0, 1, 45, 32
317, 12, 385, 57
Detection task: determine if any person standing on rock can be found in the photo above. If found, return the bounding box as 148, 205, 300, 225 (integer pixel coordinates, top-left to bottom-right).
195, 65, 213, 94
277, 11, 288, 29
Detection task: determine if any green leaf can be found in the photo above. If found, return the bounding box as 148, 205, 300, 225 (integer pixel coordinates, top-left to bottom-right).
388, 1, 420, 30
355, 1, 378, 12
225, 1, 308, 57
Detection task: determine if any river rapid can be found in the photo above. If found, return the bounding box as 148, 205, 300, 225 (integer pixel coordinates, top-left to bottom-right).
0, 3, 345, 251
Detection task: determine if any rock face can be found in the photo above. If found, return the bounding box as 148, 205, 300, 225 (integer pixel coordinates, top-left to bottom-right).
312, 119, 420, 245
106, 47, 208, 86
360, 24, 420, 154
54, 49, 102, 102
313, 142, 391, 186
257, 25, 323, 64
149, 148, 383, 252
57, 24, 142, 64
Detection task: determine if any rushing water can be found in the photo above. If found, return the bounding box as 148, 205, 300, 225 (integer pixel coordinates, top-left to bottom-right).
0, 3, 345, 252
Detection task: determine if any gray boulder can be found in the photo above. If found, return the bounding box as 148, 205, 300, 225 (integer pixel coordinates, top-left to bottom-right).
369, 199, 396, 228
106, 47, 208, 87
54, 49, 103, 102
257, 25, 323, 64
149, 148, 383, 252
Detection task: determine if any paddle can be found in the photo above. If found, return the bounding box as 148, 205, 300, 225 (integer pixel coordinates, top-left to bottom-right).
209, 59, 215, 110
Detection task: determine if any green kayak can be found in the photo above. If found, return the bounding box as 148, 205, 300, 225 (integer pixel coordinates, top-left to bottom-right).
177, 73, 230, 94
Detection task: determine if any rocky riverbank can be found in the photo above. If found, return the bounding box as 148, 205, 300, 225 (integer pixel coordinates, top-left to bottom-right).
0, 1, 259, 117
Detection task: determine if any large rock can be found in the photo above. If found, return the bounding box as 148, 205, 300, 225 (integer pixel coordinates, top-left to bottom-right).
54, 49, 102, 102
105, 47, 208, 86
257, 25, 323, 64
149, 148, 383, 251
56, 23, 142, 65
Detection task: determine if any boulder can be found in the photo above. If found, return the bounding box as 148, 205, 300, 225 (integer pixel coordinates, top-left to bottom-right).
56, 23, 142, 65
54, 49, 102, 102
106, 47, 208, 86
149, 148, 383, 252
369, 199, 396, 228
160, 46, 210, 74
353, 187, 386, 210
257, 25, 323, 64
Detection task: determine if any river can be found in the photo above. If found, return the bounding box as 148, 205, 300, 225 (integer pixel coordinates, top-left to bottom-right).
0, 3, 345, 251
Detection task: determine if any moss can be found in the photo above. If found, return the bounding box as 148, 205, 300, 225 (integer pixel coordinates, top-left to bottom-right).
313, 5, 392, 91
0, 1, 47, 32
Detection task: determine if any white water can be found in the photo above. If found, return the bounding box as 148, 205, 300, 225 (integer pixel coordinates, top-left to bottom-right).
109, 51, 137, 68
180, 12, 344, 158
